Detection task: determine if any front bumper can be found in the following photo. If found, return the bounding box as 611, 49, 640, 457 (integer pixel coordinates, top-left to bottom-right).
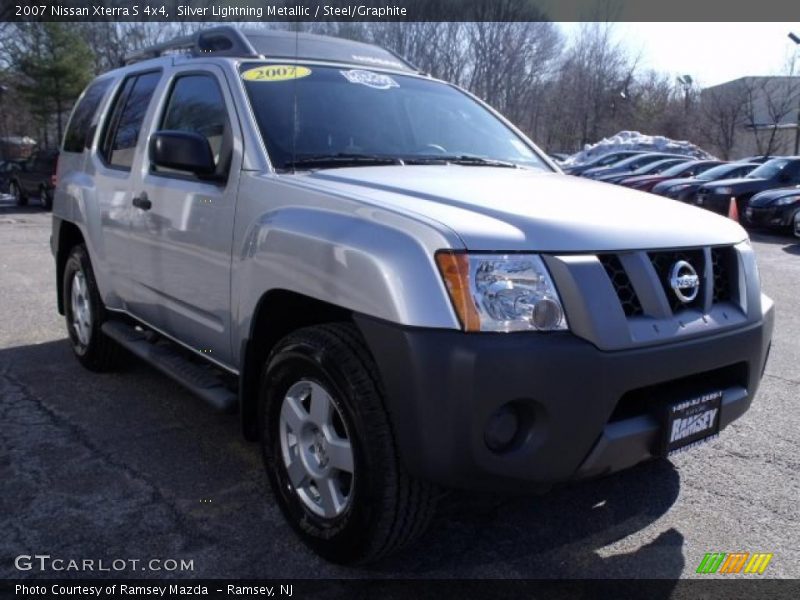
745, 205, 799, 229
355, 303, 774, 491
695, 191, 732, 214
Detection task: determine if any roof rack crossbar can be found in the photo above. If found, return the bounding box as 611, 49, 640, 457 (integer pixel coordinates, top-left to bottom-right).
123, 27, 260, 66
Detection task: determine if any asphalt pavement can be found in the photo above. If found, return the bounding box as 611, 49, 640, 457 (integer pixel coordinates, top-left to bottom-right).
1, 198, 798, 580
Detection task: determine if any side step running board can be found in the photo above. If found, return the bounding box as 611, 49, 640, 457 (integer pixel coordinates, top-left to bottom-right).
102, 320, 237, 413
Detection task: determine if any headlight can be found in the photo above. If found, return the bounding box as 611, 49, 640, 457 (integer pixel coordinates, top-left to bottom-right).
774, 196, 800, 206
435, 252, 568, 332
715, 186, 733, 194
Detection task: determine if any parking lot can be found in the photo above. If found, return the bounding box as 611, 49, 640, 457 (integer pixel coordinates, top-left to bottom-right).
1, 199, 798, 580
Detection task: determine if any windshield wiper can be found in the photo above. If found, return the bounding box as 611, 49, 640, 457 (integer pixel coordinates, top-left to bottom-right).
407, 155, 519, 168
282, 153, 404, 170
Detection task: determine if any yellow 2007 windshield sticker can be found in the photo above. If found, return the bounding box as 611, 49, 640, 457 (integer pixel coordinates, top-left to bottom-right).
242, 65, 312, 82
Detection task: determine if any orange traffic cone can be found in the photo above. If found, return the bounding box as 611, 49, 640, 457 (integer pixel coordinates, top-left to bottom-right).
727, 197, 739, 222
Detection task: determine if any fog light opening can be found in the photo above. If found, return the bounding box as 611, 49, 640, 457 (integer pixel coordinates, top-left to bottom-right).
484, 403, 525, 453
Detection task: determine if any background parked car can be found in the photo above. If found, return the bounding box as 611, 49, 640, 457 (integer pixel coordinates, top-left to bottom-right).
8, 149, 58, 210
620, 159, 722, 192
594, 156, 686, 184
547, 152, 570, 164
695, 157, 800, 216
582, 152, 684, 180
795, 210, 800, 238
736, 155, 779, 164
652, 162, 759, 201
0, 160, 23, 194
744, 186, 800, 232
561, 150, 645, 176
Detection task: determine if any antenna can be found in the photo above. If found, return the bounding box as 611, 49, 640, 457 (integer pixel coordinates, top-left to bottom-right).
291, 26, 300, 174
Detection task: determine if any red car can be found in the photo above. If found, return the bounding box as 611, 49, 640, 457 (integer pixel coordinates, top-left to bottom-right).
620, 159, 722, 193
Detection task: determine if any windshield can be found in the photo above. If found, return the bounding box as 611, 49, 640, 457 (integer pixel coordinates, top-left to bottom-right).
659, 160, 699, 177
697, 163, 750, 181
748, 158, 790, 179
592, 152, 639, 167
631, 158, 683, 175
240, 64, 549, 171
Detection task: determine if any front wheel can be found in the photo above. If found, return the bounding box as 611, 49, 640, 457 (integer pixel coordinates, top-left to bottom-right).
40, 186, 53, 211
10, 182, 26, 206
63, 244, 120, 371
259, 323, 437, 564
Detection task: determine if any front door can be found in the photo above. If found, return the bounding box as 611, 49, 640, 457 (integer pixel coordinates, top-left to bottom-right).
127, 67, 242, 368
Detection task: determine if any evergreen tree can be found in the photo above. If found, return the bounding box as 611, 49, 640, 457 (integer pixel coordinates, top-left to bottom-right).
15, 23, 92, 147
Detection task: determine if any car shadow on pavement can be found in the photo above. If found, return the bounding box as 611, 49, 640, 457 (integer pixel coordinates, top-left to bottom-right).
1, 338, 682, 582
374, 460, 683, 581
0, 200, 48, 215
748, 231, 796, 245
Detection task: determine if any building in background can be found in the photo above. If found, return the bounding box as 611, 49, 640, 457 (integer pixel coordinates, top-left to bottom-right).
701, 76, 800, 159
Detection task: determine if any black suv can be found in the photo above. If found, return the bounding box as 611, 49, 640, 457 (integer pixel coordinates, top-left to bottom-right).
8, 150, 59, 210
695, 157, 800, 216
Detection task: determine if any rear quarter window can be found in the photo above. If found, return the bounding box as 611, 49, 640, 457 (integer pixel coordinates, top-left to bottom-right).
63, 78, 112, 153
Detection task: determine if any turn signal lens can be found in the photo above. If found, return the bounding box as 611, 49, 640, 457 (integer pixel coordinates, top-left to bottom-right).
435, 251, 481, 331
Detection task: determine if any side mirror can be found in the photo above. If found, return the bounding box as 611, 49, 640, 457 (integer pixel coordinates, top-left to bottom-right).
149, 130, 215, 177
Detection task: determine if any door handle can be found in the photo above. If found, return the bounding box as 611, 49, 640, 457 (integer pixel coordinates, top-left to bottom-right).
132, 193, 151, 211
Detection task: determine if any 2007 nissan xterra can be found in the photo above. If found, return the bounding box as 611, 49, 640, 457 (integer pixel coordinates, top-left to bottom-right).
52, 28, 774, 564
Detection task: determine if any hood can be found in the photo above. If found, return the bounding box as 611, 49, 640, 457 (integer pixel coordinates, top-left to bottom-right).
297, 166, 747, 251
622, 174, 662, 184
652, 177, 697, 192
699, 177, 766, 192
749, 186, 800, 206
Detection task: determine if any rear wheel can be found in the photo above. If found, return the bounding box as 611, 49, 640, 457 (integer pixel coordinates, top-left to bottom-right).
40, 186, 52, 211
259, 323, 437, 564
10, 182, 26, 206
63, 244, 120, 371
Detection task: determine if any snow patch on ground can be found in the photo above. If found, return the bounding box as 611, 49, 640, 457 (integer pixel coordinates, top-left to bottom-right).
562, 131, 715, 166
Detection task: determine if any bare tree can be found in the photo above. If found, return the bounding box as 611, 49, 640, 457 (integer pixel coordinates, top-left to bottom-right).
698, 81, 748, 160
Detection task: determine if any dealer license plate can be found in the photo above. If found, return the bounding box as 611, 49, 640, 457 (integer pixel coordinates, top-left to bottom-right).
663, 391, 722, 456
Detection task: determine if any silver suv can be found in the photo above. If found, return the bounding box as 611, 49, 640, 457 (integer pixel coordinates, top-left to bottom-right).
52, 28, 774, 564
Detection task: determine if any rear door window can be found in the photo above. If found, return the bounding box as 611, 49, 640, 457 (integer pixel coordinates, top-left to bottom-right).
63, 78, 111, 153
101, 71, 161, 170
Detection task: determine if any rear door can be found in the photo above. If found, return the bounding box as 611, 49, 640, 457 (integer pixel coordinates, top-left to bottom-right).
126, 66, 242, 368
88, 70, 163, 306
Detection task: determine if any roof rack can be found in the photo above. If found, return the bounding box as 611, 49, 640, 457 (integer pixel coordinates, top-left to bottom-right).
123, 27, 260, 65
123, 26, 419, 73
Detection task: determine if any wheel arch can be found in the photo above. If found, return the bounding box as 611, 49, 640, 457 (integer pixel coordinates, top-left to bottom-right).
55, 220, 87, 315
239, 289, 355, 441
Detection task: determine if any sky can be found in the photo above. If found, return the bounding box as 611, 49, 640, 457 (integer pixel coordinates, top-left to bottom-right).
559, 22, 799, 88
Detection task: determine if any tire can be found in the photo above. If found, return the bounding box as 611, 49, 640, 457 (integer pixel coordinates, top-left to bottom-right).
10, 182, 26, 207
40, 186, 53, 211
62, 244, 120, 372
259, 323, 437, 564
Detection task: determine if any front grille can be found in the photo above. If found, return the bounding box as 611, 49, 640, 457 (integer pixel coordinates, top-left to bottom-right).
599, 254, 643, 317
711, 246, 735, 303
609, 362, 748, 423
649, 249, 705, 313
598, 245, 738, 318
